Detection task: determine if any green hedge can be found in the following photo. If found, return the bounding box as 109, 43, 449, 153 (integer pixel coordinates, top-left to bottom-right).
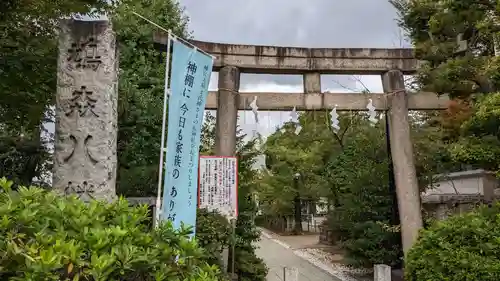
0, 178, 221, 281
406, 203, 500, 281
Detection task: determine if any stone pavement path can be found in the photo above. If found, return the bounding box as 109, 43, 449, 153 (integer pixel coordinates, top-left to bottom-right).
256, 232, 342, 281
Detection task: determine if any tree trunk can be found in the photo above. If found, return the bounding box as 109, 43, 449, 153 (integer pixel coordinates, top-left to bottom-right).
20, 124, 42, 186
293, 193, 302, 234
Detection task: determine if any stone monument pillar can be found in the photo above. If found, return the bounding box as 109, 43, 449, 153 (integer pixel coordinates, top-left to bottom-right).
53, 19, 118, 201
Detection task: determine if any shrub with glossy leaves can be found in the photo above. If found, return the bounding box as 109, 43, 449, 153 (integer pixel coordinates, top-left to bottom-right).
406, 202, 500, 281
0, 178, 221, 281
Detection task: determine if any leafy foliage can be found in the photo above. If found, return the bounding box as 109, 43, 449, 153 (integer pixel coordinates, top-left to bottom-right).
233, 211, 268, 281
393, 1, 500, 276
258, 111, 400, 265
0, 131, 51, 187
232, 134, 268, 281
0, 0, 190, 190
112, 0, 189, 197
322, 114, 402, 267
0, 0, 111, 185
199, 113, 268, 281
448, 93, 500, 175
196, 208, 231, 267
258, 109, 457, 267
258, 112, 333, 220
196, 209, 267, 281
406, 202, 500, 281
233, 140, 268, 281
392, 0, 500, 175
0, 178, 221, 281
391, 0, 500, 98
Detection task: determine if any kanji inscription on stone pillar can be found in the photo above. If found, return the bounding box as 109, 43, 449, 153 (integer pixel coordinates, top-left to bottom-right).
53, 19, 118, 201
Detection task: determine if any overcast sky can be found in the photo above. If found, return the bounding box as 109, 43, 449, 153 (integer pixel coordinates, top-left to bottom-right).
176, 0, 411, 139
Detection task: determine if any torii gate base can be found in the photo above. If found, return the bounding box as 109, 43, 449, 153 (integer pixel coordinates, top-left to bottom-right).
154, 34, 449, 257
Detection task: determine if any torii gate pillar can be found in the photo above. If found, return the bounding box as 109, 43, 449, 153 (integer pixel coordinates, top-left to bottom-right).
214, 66, 240, 275
215, 66, 240, 156
382, 69, 423, 255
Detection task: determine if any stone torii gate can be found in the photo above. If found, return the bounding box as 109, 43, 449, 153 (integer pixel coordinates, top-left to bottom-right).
154, 33, 449, 255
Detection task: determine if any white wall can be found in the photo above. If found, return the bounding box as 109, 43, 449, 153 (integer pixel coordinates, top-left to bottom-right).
425, 177, 484, 195
424, 170, 498, 196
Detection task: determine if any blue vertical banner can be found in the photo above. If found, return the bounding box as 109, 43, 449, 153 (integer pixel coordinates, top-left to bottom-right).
161, 40, 213, 237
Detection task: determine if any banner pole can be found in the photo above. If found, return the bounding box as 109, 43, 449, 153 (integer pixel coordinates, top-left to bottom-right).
154, 30, 171, 228
231, 218, 237, 279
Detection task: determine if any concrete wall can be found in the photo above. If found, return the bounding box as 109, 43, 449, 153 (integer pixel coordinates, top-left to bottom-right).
423, 170, 498, 196
422, 170, 499, 221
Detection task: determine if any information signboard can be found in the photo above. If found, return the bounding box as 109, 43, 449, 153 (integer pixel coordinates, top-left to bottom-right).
198, 156, 238, 219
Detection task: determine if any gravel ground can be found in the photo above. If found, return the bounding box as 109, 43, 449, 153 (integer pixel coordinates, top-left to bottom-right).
294, 248, 374, 281
259, 228, 375, 281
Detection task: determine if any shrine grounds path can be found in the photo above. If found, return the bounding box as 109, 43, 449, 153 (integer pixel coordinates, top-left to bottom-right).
256, 230, 342, 281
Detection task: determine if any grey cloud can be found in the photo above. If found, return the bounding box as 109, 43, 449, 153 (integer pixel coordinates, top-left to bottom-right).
178, 0, 408, 48
181, 0, 404, 94
241, 74, 302, 88
209, 72, 381, 93
239, 74, 380, 93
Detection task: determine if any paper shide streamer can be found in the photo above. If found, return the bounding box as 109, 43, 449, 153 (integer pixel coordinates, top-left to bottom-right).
329, 105, 340, 132
246, 96, 259, 138
289, 106, 302, 135
366, 98, 378, 126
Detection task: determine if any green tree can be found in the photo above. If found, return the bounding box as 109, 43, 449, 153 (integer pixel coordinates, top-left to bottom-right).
391, 0, 500, 98
258, 108, 455, 267
0, 0, 112, 186
234, 133, 267, 281
0, 0, 189, 191
259, 111, 334, 233
323, 115, 402, 267
448, 93, 500, 175
392, 0, 500, 175
196, 208, 232, 268
113, 0, 189, 197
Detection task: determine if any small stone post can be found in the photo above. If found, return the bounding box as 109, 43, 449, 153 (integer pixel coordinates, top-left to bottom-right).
283, 267, 299, 281
382, 69, 423, 255
53, 19, 118, 201
374, 264, 392, 281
